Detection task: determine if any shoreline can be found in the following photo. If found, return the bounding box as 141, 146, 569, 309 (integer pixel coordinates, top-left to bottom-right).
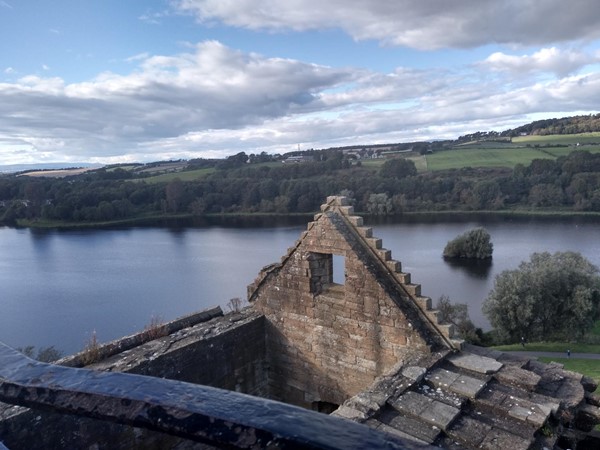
9, 208, 600, 230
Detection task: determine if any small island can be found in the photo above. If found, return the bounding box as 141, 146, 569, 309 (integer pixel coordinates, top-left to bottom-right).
443, 227, 493, 259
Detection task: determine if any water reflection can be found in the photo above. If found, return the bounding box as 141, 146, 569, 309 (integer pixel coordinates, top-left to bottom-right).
1, 215, 600, 354
443, 258, 493, 279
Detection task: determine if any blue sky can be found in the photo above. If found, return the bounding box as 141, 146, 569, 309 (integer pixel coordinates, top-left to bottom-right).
1, 0, 600, 165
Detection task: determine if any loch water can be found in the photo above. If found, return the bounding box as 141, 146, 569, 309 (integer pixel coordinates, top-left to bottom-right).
1, 214, 599, 354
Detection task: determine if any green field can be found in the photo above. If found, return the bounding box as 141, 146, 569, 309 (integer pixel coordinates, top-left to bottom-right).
131, 133, 600, 181
513, 132, 600, 145
427, 133, 600, 171
426, 147, 553, 171
136, 167, 215, 183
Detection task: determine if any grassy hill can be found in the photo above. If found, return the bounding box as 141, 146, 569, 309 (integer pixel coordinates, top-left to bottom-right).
425, 133, 600, 171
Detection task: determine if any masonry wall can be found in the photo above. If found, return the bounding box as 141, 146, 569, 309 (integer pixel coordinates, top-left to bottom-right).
251, 209, 432, 409
0, 310, 267, 450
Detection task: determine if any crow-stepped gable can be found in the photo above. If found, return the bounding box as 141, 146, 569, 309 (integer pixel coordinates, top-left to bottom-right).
248, 195, 462, 409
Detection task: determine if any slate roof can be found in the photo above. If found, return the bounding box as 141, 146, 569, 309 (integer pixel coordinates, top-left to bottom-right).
333, 343, 600, 449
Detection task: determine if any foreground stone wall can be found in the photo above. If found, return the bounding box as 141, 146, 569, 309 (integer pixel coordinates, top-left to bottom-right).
0, 309, 267, 449
249, 197, 442, 409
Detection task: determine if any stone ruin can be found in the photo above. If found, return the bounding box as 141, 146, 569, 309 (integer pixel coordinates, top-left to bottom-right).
1, 195, 599, 449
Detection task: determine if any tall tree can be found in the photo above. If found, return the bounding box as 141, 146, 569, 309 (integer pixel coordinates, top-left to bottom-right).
483, 251, 600, 343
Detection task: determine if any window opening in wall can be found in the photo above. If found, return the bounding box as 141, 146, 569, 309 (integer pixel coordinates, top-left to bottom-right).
312, 401, 340, 414
332, 254, 345, 285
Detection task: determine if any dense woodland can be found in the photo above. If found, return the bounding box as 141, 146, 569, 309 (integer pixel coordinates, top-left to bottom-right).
2, 148, 600, 226
3, 115, 600, 225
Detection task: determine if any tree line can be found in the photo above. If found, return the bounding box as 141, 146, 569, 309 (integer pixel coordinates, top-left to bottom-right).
2, 150, 600, 225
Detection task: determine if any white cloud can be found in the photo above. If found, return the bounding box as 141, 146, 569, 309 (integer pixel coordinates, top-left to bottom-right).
0, 42, 351, 160
138, 8, 172, 25
173, 0, 600, 50
125, 52, 151, 63
1, 39, 599, 164
4, 67, 15, 74
483, 47, 599, 77
42, 64, 50, 71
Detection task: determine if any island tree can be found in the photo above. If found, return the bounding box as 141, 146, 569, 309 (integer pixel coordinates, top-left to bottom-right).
443, 227, 493, 259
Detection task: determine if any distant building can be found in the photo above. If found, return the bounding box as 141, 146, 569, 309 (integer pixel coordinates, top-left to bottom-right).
282, 155, 314, 164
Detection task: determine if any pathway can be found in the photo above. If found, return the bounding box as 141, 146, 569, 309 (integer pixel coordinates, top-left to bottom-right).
503, 350, 600, 360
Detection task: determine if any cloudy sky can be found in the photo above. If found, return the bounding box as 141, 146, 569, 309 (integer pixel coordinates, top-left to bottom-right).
1, 0, 600, 165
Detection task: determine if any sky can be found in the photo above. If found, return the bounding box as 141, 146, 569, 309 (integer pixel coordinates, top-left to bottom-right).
1, 1, 600, 166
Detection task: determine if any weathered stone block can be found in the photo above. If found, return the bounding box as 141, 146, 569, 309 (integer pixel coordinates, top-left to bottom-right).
448, 352, 503, 374
358, 227, 373, 238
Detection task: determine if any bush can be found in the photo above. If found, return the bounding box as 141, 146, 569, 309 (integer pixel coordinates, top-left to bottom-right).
483, 251, 600, 343
443, 227, 493, 259
436, 295, 483, 344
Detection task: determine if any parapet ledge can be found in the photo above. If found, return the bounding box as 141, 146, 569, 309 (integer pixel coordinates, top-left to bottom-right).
85, 307, 264, 372
57, 306, 224, 368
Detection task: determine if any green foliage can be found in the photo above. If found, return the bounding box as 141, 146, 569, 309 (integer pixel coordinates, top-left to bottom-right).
379, 158, 417, 178
366, 193, 393, 215
483, 251, 600, 343
443, 227, 493, 259
6, 148, 600, 226
436, 295, 483, 344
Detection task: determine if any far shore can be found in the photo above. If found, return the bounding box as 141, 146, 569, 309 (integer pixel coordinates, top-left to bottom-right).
10, 208, 600, 230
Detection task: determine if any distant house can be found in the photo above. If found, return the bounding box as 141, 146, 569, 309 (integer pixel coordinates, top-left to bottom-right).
282, 155, 314, 164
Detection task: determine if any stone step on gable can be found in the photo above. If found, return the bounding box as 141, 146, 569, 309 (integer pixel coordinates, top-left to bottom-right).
425, 309, 441, 323
367, 238, 382, 249
385, 259, 401, 273
403, 283, 421, 297
357, 226, 373, 238
414, 296, 431, 310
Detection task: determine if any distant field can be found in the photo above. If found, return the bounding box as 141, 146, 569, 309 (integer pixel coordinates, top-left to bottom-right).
20, 168, 95, 178
426, 147, 553, 171
106, 165, 140, 172
361, 144, 600, 172
137, 167, 215, 183
513, 132, 600, 145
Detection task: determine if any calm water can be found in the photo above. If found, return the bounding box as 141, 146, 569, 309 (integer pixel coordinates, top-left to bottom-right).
1, 216, 599, 354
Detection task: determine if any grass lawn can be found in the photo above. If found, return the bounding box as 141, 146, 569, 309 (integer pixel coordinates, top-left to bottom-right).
537, 357, 600, 384
492, 342, 600, 353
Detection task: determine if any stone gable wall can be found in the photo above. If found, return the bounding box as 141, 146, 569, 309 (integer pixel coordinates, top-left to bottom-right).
251, 203, 433, 409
